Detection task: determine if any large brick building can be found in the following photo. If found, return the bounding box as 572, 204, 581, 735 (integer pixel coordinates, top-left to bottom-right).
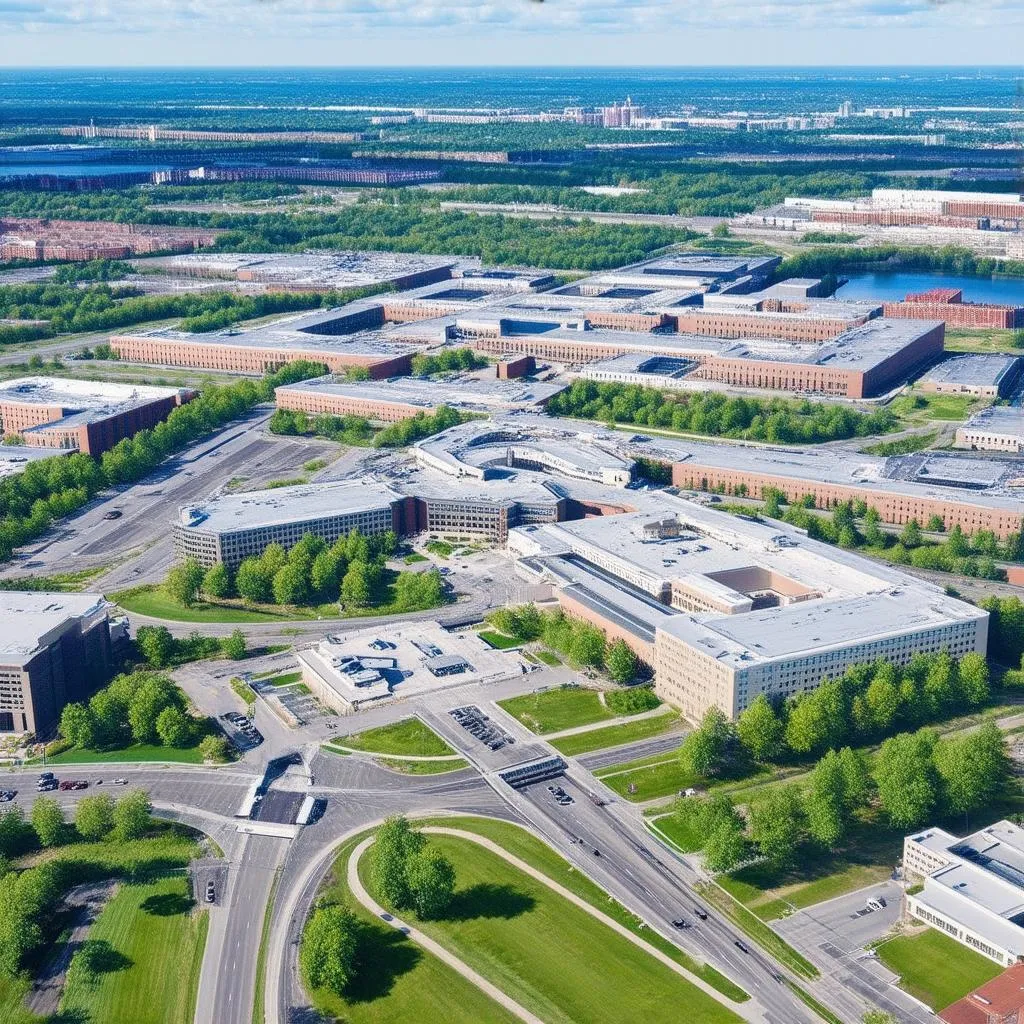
0, 217, 221, 262
0, 377, 194, 456
883, 289, 1024, 330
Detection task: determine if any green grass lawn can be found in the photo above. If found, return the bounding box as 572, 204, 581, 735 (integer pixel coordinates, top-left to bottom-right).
414, 816, 747, 1003
647, 814, 703, 853
0, 976, 40, 1024
944, 325, 1022, 354
362, 831, 742, 1024
403, 553, 429, 564
308, 835, 521, 1024
374, 756, 470, 775
596, 749, 695, 802
497, 687, 613, 734
340, 717, 455, 757
534, 650, 562, 667
477, 630, 521, 650
875, 928, 1002, 1010
111, 585, 310, 623
261, 670, 303, 687
59, 873, 208, 1024
45, 742, 204, 765
550, 711, 679, 757
890, 390, 981, 425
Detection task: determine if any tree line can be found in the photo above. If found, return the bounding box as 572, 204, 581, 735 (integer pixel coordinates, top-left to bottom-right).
409, 347, 488, 377
0, 791, 154, 978
0, 279, 390, 337
136, 624, 247, 670
678, 721, 1009, 874
57, 669, 222, 759
682, 650, 991, 776
269, 408, 374, 446
487, 604, 639, 684
169, 529, 446, 614
0, 360, 326, 562
546, 379, 897, 445
754, 490, 1023, 581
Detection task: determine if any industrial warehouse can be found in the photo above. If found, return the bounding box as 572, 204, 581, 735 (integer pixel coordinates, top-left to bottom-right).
0, 376, 194, 455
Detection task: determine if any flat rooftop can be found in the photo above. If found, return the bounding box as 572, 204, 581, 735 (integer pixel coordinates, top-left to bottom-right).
177, 479, 400, 535
961, 405, 1024, 439
0, 445, 74, 476
512, 492, 984, 671
0, 592, 108, 667
275, 372, 566, 413
921, 353, 1022, 388
0, 377, 188, 426
635, 435, 1024, 511
162, 250, 461, 288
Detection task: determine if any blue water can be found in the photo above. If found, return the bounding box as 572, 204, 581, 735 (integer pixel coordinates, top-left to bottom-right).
0, 161, 178, 179
838, 272, 1024, 305
0, 67, 1020, 117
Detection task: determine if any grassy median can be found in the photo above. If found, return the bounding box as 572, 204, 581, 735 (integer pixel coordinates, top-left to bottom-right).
362, 831, 743, 1024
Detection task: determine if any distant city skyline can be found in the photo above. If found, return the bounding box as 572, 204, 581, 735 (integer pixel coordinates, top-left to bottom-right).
3, 0, 1024, 66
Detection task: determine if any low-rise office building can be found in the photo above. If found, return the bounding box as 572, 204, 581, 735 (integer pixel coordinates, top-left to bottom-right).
275, 372, 566, 422
510, 494, 987, 721
0, 592, 115, 736
920, 353, 1023, 398
111, 310, 425, 378
174, 480, 403, 568
956, 407, 1024, 453
0, 376, 193, 455
647, 436, 1024, 540
904, 820, 1024, 968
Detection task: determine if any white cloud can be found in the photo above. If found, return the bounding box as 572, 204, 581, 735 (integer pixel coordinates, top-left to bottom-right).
8, 0, 1023, 37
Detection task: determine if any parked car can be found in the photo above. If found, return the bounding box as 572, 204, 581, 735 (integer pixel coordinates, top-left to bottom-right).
205, 882, 216, 904
103, 509, 123, 520
113, 778, 129, 785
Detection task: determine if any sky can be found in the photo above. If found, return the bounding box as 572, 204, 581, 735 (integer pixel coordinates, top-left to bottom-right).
2, 0, 1024, 66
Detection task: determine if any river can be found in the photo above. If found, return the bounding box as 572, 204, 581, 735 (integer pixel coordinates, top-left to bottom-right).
837, 271, 1024, 305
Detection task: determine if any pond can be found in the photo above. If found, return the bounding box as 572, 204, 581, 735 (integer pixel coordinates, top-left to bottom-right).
837, 271, 1024, 305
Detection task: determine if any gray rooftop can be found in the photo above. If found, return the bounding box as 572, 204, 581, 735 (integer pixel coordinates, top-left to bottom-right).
961, 405, 1024, 440
178, 480, 400, 535
921, 353, 1022, 388
275, 372, 566, 413
0, 592, 108, 666
0, 377, 188, 430
634, 435, 1024, 512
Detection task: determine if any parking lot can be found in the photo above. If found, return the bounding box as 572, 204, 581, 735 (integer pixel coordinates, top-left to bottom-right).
449, 705, 515, 751
190, 857, 229, 908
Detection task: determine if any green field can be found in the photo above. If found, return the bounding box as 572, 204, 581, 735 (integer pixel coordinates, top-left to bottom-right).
0, 977, 40, 1024
59, 874, 208, 1024
340, 717, 455, 757
498, 687, 613, 734
260, 670, 303, 687
944, 325, 1022, 354
307, 835, 521, 1024
478, 630, 521, 650
875, 928, 1002, 1010
890, 390, 981, 425
595, 749, 695, 802
534, 650, 562, 667
44, 743, 204, 765
374, 756, 470, 775
362, 832, 742, 1024
647, 814, 703, 854
550, 711, 679, 757
413, 816, 747, 1004
112, 585, 308, 623
718, 814, 901, 922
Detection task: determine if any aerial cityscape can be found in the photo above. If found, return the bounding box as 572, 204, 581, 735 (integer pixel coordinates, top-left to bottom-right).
1, 34, 1024, 1024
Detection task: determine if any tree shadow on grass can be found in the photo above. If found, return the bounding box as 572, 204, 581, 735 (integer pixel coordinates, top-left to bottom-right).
141, 891, 194, 917
343, 919, 422, 1005
442, 883, 535, 923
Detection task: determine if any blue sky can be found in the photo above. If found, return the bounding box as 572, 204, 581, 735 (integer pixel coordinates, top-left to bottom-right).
2, 0, 1023, 66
